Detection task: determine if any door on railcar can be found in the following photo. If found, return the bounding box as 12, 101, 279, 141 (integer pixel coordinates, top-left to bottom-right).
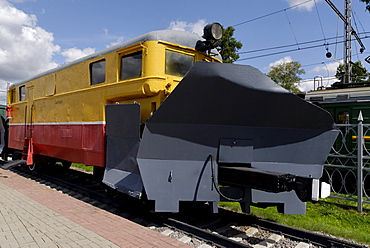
26, 86, 34, 138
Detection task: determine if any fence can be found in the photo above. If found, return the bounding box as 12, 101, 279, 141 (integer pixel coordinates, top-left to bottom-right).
324, 112, 370, 212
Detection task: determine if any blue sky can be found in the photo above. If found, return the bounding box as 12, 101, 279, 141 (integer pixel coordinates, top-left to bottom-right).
1, 0, 370, 104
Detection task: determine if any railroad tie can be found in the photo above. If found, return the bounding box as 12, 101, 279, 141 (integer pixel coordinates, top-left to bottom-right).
252, 233, 283, 248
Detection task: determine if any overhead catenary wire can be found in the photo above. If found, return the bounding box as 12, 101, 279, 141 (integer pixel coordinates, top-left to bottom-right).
353, 10, 366, 34
237, 36, 370, 61
352, 12, 363, 62
237, 44, 326, 61
232, 0, 314, 27
314, 0, 329, 51
236, 33, 370, 61
237, 34, 346, 55
284, 9, 300, 49
229, 0, 370, 69
297, 51, 370, 80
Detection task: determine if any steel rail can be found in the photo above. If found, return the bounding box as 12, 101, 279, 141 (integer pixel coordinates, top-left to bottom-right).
9, 165, 368, 248
219, 208, 367, 248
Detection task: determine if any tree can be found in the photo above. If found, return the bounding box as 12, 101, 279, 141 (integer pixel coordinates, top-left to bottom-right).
335, 61, 369, 83
359, 0, 370, 12
266, 61, 305, 93
219, 26, 243, 63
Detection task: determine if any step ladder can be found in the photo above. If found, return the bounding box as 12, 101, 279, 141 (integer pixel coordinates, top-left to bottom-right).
22, 137, 30, 160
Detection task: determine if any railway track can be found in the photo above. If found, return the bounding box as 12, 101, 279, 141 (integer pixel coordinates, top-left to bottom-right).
5, 162, 368, 248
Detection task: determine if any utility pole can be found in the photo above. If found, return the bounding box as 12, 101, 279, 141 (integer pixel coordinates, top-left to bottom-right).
344, 0, 352, 84
325, 0, 366, 83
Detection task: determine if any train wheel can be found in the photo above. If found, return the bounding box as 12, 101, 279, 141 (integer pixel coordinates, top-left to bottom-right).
11, 151, 22, 160
93, 166, 104, 183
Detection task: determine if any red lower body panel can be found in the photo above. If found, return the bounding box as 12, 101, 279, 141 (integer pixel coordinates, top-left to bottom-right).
8, 123, 106, 167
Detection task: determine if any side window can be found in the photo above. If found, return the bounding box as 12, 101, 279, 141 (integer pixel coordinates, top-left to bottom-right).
9, 89, 16, 103
90, 60, 106, 85
338, 111, 350, 134
120, 51, 142, 80
19, 85, 26, 101
338, 111, 350, 124
165, 50, 194, 77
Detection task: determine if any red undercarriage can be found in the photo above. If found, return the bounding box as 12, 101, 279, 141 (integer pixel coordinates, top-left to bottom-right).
8, 124, 106, 167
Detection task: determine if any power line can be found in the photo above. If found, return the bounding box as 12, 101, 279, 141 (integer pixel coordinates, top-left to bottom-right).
232, 0, 314, 27
314, 0, 329, 50
238, 32, 370, 55
238, 37, 333, 55
237, 36, 370, 61
231, 1, 370, 68
237, 44, 322, 61
284, 9, 300, 49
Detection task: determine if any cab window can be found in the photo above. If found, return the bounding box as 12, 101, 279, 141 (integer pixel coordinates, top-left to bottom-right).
19, 86, 26, 101
338, 111, 350, 124
9, 89, 16, 103
120, 51, 142, 80
165, 50, 194, 77
90, 60, 106, 85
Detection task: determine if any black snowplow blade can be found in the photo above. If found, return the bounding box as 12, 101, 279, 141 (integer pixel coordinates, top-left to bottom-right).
134, 62, 338, 214
145, 62, 334, 132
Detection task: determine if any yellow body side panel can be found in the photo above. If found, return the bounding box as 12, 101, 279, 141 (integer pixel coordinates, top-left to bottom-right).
8, 40, 220, 125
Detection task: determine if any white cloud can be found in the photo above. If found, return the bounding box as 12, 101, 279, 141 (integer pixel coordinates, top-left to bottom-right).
61, 47, 96, 63
298, 76, 338, 92
168, 19, 207, 37
268, 56, 293, 68
106, 36, 125, 48
8, 0, 33, 3
310, 60, 341, 76
284, 0, 322, 11
0, 79, 9, 105
0, 0, 60, 85
298, 60, 341, 92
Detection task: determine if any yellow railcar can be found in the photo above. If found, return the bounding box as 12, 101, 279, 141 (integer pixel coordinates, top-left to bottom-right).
7, 30, 221, 166
3, 24, 338, 214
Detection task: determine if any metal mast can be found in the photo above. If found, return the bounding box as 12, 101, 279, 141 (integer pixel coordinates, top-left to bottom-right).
325, 0, 366, 83
344, 0, 352, 84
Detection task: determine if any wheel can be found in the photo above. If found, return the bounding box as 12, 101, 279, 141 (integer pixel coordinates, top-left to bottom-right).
11, 151, 22, 160
93, 166, 105, 183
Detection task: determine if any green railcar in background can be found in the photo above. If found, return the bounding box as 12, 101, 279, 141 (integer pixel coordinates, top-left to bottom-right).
0, 105, 5, 118
305, 85, 370, 197
306, 86, 370, 154
306, 86, 370, 125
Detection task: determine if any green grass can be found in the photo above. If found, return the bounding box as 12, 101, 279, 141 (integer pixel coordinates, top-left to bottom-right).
66, 165, 369, 244
71, 163, 93, 172
219, 199, 370, 245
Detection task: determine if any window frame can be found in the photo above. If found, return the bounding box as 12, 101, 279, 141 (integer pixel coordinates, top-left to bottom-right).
9, 89, 16, 103
90, 59, 106, 85
119, 51, 143, 81
165, 49, 195, 77
19, 85, 26, 101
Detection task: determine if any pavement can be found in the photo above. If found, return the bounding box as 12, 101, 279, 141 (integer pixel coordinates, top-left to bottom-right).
0, 167, 190, 248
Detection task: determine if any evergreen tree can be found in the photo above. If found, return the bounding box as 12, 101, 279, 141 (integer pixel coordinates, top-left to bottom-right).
335, 61, 369, 83
219, 26, 243, 63
359, 0, 370, 12
266, 61, 305, 93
